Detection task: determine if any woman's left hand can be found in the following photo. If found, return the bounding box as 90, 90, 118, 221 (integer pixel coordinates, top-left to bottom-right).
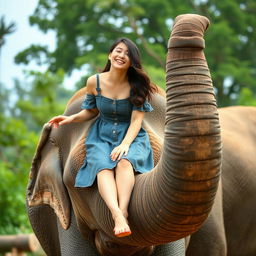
110, 143, 130, 161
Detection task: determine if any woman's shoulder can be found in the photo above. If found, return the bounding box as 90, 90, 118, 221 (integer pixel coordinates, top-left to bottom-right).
85, 74, 98, 95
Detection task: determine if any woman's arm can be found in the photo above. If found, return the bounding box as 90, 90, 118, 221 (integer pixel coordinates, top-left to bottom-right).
48, 75, 99, 128
110, 110, 145, 161
48, 108, 99, 128
122, 110, 145, 145
71, 109, 99, 123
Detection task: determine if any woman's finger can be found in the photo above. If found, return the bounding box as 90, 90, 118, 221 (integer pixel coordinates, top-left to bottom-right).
110, 151, 117, 159
118, 152, 124, 160
111, 145, 129, 161
113, 151, 120, 158
112, 150, 122, 160
118, 149, 127, 160
50, 115, 64, 122
48, 118, 57, 124
59, 118, 68, 125
110, 149, 116, 156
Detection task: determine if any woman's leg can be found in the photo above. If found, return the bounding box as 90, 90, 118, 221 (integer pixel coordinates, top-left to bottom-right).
97, 169, 131, 237
115, 159, 135, 220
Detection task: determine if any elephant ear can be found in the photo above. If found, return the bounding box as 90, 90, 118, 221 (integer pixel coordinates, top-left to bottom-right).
27, 123, 70, 230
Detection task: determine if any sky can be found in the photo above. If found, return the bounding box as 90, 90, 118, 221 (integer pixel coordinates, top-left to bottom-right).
1, 0, 82, 90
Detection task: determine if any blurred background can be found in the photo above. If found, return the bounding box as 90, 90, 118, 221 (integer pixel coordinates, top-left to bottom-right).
1, 0, 256, 255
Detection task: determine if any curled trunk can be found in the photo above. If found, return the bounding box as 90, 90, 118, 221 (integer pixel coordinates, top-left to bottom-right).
114, 14, 222, 245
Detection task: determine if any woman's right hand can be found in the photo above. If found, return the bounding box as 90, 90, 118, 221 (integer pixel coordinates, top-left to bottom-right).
48, 115, 74, 128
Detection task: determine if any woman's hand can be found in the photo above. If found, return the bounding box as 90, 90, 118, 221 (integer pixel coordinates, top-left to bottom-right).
110, 143, 130, 161
48, 115, 74, 128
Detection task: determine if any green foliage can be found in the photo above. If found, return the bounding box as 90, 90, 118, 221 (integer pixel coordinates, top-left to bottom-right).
15, 0, 256, 107
0, 15, 16, 48
237, 87, 256, 106
204, 0, 256, 106
15, 0, 183, 72
13, 69, 72, 132
144, 65, 166, 89
0, 69, 71, 235
14, 44, 50, 65
0, 115, 37, 234
0, 84, 11, 114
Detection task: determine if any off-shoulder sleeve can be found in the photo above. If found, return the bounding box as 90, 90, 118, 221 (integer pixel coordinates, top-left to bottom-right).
132, 100, 153, 112
81, 94, 97, 109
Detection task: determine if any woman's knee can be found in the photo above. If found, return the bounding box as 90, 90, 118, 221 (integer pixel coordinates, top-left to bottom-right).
116, 159, 132, 169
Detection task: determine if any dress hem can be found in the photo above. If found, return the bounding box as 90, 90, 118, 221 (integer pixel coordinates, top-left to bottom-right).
74, 157, 147, 188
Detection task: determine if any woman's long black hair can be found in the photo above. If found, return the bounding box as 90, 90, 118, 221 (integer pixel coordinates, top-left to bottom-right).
102, 37, 157, 106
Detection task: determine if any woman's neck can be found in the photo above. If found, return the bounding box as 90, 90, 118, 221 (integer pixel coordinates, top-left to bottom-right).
107, 68, 128, 84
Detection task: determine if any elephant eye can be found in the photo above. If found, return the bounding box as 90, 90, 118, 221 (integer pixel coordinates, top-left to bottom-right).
49, 137, 57, 146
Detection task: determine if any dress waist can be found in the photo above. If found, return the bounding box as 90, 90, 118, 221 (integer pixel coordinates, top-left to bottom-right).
99, 115, 130, 123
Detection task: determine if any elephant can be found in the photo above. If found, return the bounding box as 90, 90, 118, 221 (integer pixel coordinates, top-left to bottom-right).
186, 104, 256, 256
26, 14, 226, 255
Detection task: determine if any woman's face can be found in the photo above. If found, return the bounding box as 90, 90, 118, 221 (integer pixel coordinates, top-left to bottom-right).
108, 42, 131, 71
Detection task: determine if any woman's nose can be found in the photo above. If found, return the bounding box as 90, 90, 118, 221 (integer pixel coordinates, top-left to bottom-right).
118, 52, 125, 58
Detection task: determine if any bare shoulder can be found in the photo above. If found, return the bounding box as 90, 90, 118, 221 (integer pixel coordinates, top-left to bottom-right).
85, 74, 97, 95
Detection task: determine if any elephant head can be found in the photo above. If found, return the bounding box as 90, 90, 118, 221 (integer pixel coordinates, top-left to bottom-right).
27, 14, 221, 256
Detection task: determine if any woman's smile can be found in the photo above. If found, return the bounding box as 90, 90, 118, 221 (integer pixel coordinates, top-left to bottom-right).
115, 58, 126, 65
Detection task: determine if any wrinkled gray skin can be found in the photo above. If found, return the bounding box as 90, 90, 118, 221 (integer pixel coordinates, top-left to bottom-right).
56, 211, 186, 256
27, 103, 256, 256
28, 14, 256, 256
186, 106, 256, 256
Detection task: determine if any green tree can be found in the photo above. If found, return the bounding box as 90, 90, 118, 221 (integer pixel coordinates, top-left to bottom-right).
0, 16, 16, 111
0, 10, 74, 236
12, 69, 72, 132
15, 0, 256, 106
237, 87, 256, 106
15, 0, 187, 89
0, 15, 16, 49
0, 115, 37, 234
0, 69, 71, 234
202, 0, 256, 106
0, 84, 11, 114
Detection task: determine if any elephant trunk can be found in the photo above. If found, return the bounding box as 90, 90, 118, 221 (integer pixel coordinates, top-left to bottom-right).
128, 14, 222, 245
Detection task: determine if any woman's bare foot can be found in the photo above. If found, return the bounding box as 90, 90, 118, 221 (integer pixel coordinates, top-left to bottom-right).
113, 213, 131, 238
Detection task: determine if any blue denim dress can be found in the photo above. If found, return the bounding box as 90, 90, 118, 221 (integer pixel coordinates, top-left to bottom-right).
75, 74, 154, 187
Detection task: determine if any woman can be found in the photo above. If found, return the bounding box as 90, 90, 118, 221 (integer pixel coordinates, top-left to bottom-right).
48, 37, 156, 238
